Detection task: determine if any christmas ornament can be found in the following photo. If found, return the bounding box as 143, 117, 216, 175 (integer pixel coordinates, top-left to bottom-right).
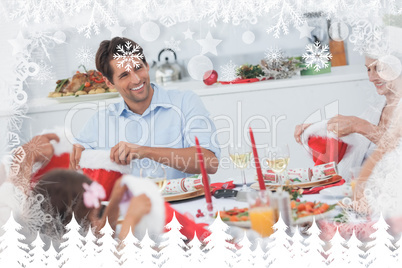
329, 22, 349, 42
377, 55, 402, 81
183, 28, 195, 40
296, 22, 315, 39
203, 70, 218, 85
108, 23, 126, 38
187, 55, 213, 81
53, 31, 66, 44
242, 31, 255, 44
8, 32, 31, 56
196, 31, 222, 56
140, 22, 160, 42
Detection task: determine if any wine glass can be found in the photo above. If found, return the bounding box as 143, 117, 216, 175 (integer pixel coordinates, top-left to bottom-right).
140, 164, 167, 193
266, 144, 290, 186
228, 142, 252, 191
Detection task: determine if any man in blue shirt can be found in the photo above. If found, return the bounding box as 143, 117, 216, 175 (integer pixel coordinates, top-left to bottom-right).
70, 37, 220, 179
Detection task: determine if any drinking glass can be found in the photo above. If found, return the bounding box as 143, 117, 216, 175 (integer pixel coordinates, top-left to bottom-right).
140, 164, 167, 193
247, 190, 276, 237
228, 142, 252, 191
349, 166, 361, 199
266, 144, 290, 186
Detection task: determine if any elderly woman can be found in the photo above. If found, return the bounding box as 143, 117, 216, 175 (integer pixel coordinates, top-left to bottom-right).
294, 54, 402, 179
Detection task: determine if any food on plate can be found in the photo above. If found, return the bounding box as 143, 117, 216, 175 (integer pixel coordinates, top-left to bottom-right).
49, 67, 113, 98
75, 91, 87, 95
291, 200, 337, 221
95, 88, 106, 94
49, 92, 63, 98
215, 207, 249, 222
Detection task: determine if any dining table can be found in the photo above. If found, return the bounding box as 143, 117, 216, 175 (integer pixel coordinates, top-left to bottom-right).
168, 181, 347, 244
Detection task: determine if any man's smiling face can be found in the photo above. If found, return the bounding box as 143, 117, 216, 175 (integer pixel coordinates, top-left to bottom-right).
105, 59, 152, 106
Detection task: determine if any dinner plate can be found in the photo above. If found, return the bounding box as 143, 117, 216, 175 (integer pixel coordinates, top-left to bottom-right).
226, 221, 251, 228
320, 185, 352, 198
163, 188, 205, 202
293, 207, 340, 225
250, 175, 342, 191
49, 92, 120, 103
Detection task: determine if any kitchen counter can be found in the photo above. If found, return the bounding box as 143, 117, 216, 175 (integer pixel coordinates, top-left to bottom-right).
25, 65, 367, 115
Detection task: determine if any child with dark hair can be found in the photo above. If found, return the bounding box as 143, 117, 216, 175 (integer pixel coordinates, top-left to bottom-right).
1, 133, 211, 245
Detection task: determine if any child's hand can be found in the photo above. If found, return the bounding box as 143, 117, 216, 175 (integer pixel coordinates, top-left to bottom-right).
102, 178, 127, 229
125, 194, 152, 221
119, 194, 152, 240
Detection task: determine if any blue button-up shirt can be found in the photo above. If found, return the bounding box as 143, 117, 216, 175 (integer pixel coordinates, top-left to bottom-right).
74, 83, 220, 179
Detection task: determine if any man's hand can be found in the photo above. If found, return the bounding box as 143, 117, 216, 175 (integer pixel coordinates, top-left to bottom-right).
327, 115, 363, 137
23, 133, 60, 164
294, 123, 311, 144
110, 141, 144, 165
70, 144, 85, 170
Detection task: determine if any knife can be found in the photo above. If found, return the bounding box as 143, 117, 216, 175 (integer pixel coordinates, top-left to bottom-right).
213, 189, 248, 202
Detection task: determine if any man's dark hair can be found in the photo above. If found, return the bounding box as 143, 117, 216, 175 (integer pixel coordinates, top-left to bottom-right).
95, 37, 147, 84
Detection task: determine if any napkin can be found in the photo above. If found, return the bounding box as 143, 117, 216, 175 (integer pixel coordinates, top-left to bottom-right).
308, 136, 348, 165
210, 181, 235, 194
301, 179, 345, 195
164, 203, 211, 241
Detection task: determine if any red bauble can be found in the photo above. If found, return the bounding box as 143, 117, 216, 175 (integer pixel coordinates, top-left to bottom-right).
203, 70, 218, 85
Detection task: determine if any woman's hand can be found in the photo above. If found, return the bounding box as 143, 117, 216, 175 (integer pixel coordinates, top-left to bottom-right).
327, 115, 365, 137
294, 123, 312, 144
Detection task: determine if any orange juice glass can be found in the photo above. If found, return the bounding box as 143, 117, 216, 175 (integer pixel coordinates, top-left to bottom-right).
249, 207, 276, 237
247, 190, 276, 237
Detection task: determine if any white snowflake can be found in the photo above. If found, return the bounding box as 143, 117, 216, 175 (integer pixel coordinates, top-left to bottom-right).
302, 41, 332, 72
113, 41, 144, 72
264, 47, 285, 68
220, 60, 238, 82
76, 0, 117, 38
348, 19, 385, 55
20, 192, 53, 233
1, 98, 28, 132
164, 37, 181, 52
76, 46, 95, 67
266, 0, 305, 38
32, 60, 54, 85
28, 31, 59, 60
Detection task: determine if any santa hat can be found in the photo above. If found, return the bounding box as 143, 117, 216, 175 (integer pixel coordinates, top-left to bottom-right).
301, 120, 371, 179
31, 127, 74, 184
120, 175, 165, 240
79, 150, 132, 200
120, 175, 211, 241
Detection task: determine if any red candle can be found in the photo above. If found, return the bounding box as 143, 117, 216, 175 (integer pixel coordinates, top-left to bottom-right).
195, 136, 213, 212
249, 127, 266, 190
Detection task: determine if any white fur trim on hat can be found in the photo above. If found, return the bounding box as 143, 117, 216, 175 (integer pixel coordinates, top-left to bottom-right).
79, 149, 132, 174
40, 127, 73, 156
120, 175, 165, 240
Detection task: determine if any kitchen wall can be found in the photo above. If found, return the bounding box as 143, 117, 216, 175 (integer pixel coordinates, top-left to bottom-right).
0, 15, 364, 101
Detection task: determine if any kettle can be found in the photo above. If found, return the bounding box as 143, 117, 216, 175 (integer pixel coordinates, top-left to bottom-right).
155, 48, 182, 85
